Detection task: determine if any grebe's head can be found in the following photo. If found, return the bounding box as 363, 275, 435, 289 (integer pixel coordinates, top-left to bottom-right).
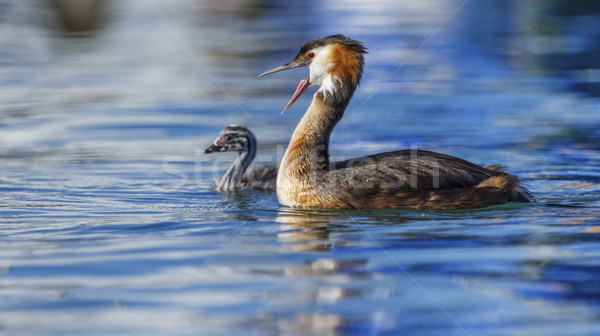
204, 126, 256, 154
258, 34, 367, 112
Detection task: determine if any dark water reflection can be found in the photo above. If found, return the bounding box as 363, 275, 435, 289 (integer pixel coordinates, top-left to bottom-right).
1, 0, 600, 335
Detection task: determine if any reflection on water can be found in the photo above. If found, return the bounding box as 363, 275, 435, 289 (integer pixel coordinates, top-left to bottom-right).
49, 0, 111, 33
1, 0, 600, 335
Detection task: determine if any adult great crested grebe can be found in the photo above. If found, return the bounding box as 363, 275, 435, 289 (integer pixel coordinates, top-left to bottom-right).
204, 126, 277, 192
258, 34, 533, 210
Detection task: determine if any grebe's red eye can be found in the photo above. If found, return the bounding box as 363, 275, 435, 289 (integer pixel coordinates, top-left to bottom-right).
308, 52, 315, 59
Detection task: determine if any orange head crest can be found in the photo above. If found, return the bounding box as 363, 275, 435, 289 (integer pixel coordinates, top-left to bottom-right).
258, 34, 367, 113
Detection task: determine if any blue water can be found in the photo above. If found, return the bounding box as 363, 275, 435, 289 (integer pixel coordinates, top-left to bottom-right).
2, 0, 600, 335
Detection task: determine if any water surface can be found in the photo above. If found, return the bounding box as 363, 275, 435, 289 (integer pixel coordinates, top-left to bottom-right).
1, 0, 600, 335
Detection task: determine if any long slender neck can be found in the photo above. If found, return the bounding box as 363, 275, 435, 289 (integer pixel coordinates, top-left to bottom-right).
276, 85, 355, 206
214, 136, 256, 191
284, 91, 347, 173
277, 74, 356, 205
275, 42, 365, 206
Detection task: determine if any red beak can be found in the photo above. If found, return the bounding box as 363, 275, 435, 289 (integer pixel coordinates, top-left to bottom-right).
282, 79, 310, 113
258, 62, 311, 113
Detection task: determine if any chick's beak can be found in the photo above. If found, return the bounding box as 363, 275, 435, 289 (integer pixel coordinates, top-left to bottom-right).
258, 61, 311, 114
204, 144, 222, 154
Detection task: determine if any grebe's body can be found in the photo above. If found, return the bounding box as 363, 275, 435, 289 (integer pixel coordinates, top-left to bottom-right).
259, 35, 532, 210
205, 126, 277, 192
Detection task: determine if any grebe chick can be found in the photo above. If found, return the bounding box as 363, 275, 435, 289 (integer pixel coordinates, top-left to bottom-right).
204, 126, 277, 192
258, 34, 533, 210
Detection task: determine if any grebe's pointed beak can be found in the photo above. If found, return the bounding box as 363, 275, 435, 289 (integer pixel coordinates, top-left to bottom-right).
257, 61, 307, 78
258, 61, 311, 113
281, 79, 310, 114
